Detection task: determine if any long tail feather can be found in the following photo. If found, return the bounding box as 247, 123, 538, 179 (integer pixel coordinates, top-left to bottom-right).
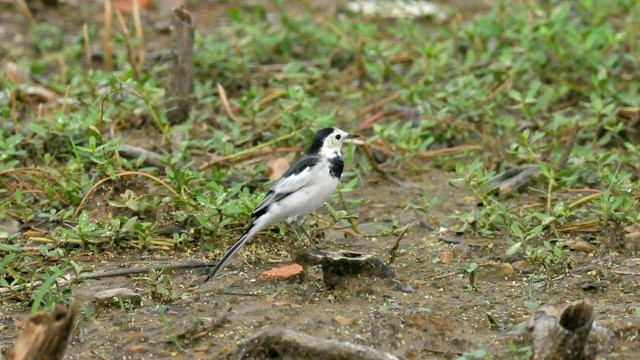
203, 220, 263, 283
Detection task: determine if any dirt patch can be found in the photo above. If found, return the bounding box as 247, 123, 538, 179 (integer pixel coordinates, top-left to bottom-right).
2, 170, 640, 359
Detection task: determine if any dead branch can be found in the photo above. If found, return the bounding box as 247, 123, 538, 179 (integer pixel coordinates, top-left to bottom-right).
165, 6, 195, 124
236, 328, 401, 360
7, 301, 79, 360
388, 223, 410, 265
437, 236, 489, 247
15, 0, 36, 26
118, 143, 165, 167
417, 144, 483, 158
526, 299, 614, 360
82, 261, 215, 280
491, 165, 540, 197
556, 122, 579, 173
361, 144, 388, 175
103, 1, 113, 72
114, 7, 140, 81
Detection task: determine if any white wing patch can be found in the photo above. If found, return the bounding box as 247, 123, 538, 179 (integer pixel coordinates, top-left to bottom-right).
252, 166, 313, 216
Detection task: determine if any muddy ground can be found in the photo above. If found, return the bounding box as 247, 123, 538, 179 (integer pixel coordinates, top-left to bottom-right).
1, 170, 640, 359
1, 0, 640, 359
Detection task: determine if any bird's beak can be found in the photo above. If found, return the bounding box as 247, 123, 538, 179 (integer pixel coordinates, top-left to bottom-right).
346, 134, 359, 140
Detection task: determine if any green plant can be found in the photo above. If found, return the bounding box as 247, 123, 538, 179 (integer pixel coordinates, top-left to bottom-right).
146, 268, 173, 304
450, 159, 510, 235
158, 304, 184, 351
508, 342, 533, 359
456, 349, 490, 360
466, 262, 479, 291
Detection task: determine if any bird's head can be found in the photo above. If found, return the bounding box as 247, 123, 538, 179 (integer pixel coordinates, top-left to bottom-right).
308, 127, 359, 156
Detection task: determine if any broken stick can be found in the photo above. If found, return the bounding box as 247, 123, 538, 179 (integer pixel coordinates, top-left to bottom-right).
526, 299, 614, 360
165, 6, 195, 124
82, 261, 215, 280
7, 301, 79, 360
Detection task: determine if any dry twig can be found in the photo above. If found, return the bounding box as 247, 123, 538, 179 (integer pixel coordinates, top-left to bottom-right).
132, 0, 145, 67
82, 261, 216, 280
103, 1, 113, 72
82, 23, 93, 68
165, 6, 195, 124
115, 8, 140, 80
15, 0, 36, 26
388, 223, 410, 265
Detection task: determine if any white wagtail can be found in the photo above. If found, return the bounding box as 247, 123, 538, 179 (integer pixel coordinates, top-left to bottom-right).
204, 127, 359, 282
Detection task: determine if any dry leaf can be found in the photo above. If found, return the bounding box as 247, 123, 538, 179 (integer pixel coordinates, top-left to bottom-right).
564, 240, 597, 252
3, 62, 29, 84
514, 260, 533, 273
440, 252, 453, 264
274, 301, 300, 308
266, 157, 290, 181
625, 232, 640, 240
356, 110, 385, 131
128, 345, 149, 353
623, 224, 640, 233
334, 315, 356, 327
125, 330, 139, 343
619, 107, 639, 119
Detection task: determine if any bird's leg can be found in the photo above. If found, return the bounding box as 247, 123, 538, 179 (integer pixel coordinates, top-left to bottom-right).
288, 220, 311, 249
300, 226, 317, 248
296, 217, 317, 249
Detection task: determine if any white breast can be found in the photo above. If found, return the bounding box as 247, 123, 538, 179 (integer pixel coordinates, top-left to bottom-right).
264, 159, 339, 224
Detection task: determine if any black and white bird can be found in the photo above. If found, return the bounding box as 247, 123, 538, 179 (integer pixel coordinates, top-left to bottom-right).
204, 127, 358, 283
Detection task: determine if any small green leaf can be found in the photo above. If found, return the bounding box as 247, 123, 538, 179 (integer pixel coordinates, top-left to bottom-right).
122, 68, 134, 82
0, 244, 24, 252
345, 177, 358, 190
508, 89, 523, 102
122, 216, 138, 232
0, 253, 16, 273
526, 80, 541, 99
110, 218, 121, 231
78, 210, 89, 228
32, 269, 64, 315
228, 7, 244, 22
526, 225, 544, 240
511, 223, 524, 238
524, 302, 539, 310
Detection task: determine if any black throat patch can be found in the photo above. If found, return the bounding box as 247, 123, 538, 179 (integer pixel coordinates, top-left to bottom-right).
329, 156, 344, 179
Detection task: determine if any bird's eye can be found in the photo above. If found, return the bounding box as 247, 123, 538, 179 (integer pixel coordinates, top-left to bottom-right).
336, 134, 342, 140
